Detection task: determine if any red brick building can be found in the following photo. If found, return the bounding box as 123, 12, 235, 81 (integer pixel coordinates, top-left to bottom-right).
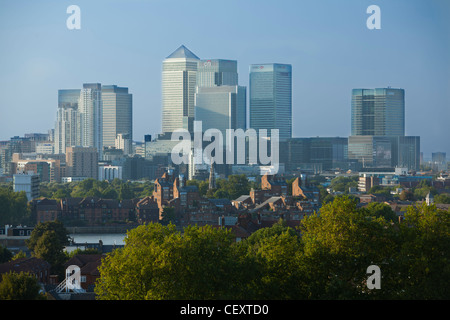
0, 257, 51, 284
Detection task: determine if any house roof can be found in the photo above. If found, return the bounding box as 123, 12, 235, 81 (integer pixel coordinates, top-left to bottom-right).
0, 257, 50, 275
64, 254, 104, 276
233, 195, 251, 202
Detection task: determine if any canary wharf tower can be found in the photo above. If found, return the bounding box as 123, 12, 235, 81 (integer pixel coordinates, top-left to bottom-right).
162, 45, 200, 134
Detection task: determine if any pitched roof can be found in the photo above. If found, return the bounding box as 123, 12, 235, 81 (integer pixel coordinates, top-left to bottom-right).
166, 45, 200, 60
0, 257, 50, 275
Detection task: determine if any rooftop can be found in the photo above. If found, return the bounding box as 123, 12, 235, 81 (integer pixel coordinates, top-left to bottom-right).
166, 45, 200, 60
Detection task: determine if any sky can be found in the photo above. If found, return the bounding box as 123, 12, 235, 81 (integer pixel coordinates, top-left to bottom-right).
0, 0, 449, 159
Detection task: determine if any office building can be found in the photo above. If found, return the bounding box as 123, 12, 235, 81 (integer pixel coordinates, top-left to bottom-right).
78, 83, 103, 159
195, 59, 246, 136
102, 85, 132, 151
348, 136, 393, 169
249, 63, 292, 141
54, 89, 80, 155
161, 45, 200, 134
13, 173, 40, 201
285, 137, 349, 172
351, 88, 405, 136
65, 146, 98, 180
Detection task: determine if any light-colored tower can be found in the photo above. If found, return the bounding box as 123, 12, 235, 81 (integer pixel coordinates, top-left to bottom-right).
195, 59, 246, 136
78, 83, 103, 159
102, 85, 132, 151
54, 89, 80, 154
161, 45, 200, 135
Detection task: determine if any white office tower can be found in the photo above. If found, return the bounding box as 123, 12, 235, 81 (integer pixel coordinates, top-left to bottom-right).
161, 45, 200, 135
54, 89, 80, 154
78, 83, 103, 160
195, 59, 247, 136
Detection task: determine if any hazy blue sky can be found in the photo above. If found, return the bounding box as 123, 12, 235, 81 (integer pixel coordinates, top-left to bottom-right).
0, 0, 449, 158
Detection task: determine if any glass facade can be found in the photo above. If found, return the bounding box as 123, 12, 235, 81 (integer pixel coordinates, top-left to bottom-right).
195, 59, 246, 136
351, 88, 405, 136
162, 45, 200, 134
249, 64, 292, 141
102, 85, 132, 150
78, 83, 103, 160
55, 89, 80, 155
286, 137, 348, 171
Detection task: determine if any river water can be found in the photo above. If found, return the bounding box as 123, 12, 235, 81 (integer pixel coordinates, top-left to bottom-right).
65, 233, 127, 252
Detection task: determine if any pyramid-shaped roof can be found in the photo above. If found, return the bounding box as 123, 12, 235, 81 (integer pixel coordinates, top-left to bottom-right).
166, 45, 200, 60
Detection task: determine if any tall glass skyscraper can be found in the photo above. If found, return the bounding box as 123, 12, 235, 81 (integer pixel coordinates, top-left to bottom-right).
195, 59, 246, 135
162, 45, 200, 134
102, 85, 132, 151
249, 63, 292, 141
351, 88, 405, 136
78, 83, 103, 159
55, 89, 80, 154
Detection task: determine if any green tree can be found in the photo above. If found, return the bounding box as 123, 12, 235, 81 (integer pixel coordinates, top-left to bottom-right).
235, 220, 306, 299
95, 223, 238, 300
299, 196, 400, 299
364, 202, 397, 222
26, 220, 69, 276
396, 203, 450, 299
0, 245, 13, 263
0, 271, 44, 300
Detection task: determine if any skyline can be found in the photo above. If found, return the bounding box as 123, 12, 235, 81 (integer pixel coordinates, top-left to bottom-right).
0, 0, 449, 158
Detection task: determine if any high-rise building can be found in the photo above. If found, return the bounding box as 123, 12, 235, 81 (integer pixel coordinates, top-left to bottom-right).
195, 59, 246, 136
102, 85, 132, 151
54, 89, 80, 155
65, 146, 98, 180
13, 173, 40, 201
78, 83, 103, 160
351, 88, 405, 136
162, 45, 200, 134
249, 63, 292, 141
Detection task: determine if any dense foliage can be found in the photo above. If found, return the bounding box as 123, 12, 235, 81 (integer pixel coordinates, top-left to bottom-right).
95, 197, 450, 300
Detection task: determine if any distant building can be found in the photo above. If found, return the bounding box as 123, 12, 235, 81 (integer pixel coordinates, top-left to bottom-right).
54, 89, 80, 155
195, 59, 246, 135
78, 83, 103, 160
13, 173, 40, 201
351, 88, 405, 136
249, 63, 292, 141
98, 165, 122, 181
162, 45, 200, 135
65, 146, 98, 180
102, 85, 132, 152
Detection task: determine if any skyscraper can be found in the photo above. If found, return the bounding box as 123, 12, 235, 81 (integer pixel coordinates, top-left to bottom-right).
249, 63, 292, 141
102, 85, 132, 152
195, 59, 246, 135
54, 89, 80, 155
162, 45, 200, 135
351, 88, 405, 136
78, 83, 103, 159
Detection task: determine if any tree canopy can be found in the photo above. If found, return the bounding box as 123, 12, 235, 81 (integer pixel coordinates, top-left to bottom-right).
95, 197, 450, 300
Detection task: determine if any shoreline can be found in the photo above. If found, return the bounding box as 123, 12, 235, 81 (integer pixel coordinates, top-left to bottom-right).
65, 224, 139, 234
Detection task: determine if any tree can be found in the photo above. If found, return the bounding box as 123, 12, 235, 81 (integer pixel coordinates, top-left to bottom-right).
235, 220, 306, 299
26, 220, 69, 276
0, 271, 44, 300
299, 196, 400, 299
396, 203, 450, 299
364, 202, 397, 222
0, 187, 30, 226
95, 223, 239, 300
0, 245, 13, 263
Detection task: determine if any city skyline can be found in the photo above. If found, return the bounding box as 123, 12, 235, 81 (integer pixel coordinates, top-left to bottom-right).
0, 0, 449, 158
